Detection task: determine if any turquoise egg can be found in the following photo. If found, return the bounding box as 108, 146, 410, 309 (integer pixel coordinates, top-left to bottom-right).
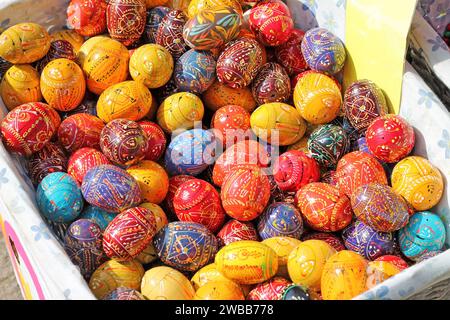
80, 205, 116, 231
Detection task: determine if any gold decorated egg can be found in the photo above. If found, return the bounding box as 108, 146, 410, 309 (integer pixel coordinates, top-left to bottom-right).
141, 266, 195, 300
0, 23, 51, 64
51, 29, 85, 53
76, 35, 109, 66
187, 0, 243, 18
293, 71, 342, 124
156, 92, 204, 133
321, 250, 368, 300
145, 0, 170, 8
202, 79, 256, 112
140, 202, 168, 232
262, 237, 302, 278
0, 64, 42, 110
126, 161, 169, 204
287, 240, 336, 290
40, 58, 86, 111
250, 102, 307, 146
89, 259, 145, 299
129, 44, 174, 89
194, 281, 245, 300
82, 37, 129, 95
191, 263, 236, 290
97, 80, 152, 122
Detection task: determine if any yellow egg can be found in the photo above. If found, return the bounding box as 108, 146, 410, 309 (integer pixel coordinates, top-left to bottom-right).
0, 23, 51, 64
391, 156, 444, 211
145, 0, 170, 8
77, 35, 109, 66
89, 259, 144, 299
215, 240, 278, 285
262, 237, 302, 278
202, 79, 256, 112
156, 92, 204, 133
136, 243, 159, 265
141, 266, 195, 300
191, 263, 236, 290
250, 102, 307, 146
194, 281, 245, 300
139, 203, 168, 232
0, 64, 42, 110
82, 37, 129, 95
51, 30, 85, 53
366, 261, 401, 290
97, 80, 152, 122
126, 160, 169, 204
188, 0, 243, 18
287, 239, 336, 290
130, 44, 173, 89
293, 72, 342, 124
321, 250, 368, 300
40, 58, 86, 111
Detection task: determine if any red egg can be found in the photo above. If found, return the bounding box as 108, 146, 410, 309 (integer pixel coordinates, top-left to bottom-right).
251, 62, 291, 105
335, 151, 388, 197
138, 120, 166, 161
58, 113, 105, 153
67, 0, 107, 37
103, 207, 157, 261
164, 175, 196, 218
366, 115, 415, 163
155, 9, 188, 60
107, 0, 146, 46
27, 142, 68, 186
375, 255, 409, 271
248, 277, 292, 300
274, 29, 308, 75
1, 102, 61, 157
67, 147, 111, 183
221, 167, 271, 221
295, 182, 353, 232
217, 219, 259, 247
248, 0, 293, 46
273, 150, 320, 192
211, 105, 251, 147
302, 232, 345, 252
173, 179, 225, 233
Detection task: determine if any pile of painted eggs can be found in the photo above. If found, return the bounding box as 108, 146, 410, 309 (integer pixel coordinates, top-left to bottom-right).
0, 0, 446, 301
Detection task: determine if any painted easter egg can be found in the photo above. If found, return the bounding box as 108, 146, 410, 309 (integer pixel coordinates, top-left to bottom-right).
301, 27, 346, 75
281, 285, 311, 300
321, 251, 368, 300
302, 232, 345, 252
251, 63, 291, 105
36, 40, 76, 74
216, 37, 266, 88
51, 30, 85, 53
144, 6, 171, 44
343, 80, 388, 133
398, 211, 446, 261
80, 205, 116, 231
221, 167, 271, 221
76, 35, 109, 66
217, 219, 259, 247
89, 259, 144, 299
187, 0, 242, 18
173, 179, 225, 233
274, 29, 308, 75
36, 172, 84, 223
215, 240, 278, 284
248, 0, 293, 46
191, 263, 243, 293
247, 277, 291, 300
103, 287, 145, 300
295, 182, 353, 232
308, 124, 349, 168
287, 240, 336, 290
366, 260, 401, 290
57, 114, 104, 153
262, 236, 302, 278
155, 9, 189, 60
194, 281, 245, 300
211, 105, 251, 147
335, 151, 388, 197
250, 102, 306, 146
293, 71, 342, 124
81, 164, 141, 213
273, 150, 320, 192
366, 115, 415, 163
103, 207, 157, 261
64, 219, 106, 280
27, 142, 68, 186
164, 175, 196, 217
82, 37, 129, 95
257, 203, 303, 240
68, 147, 110, 183
391, 156, 444, 211
351, 183, 410, 232
1, 102, 61, 157
0, 64, 42, 111
202, 79, 256, 112
183, 6, 241, 51
0, 23, 51, 64
138, 121, 166, 161
153, 221, 218, 272
141, 266, 195, 300
67, 0, 107, 37
100, 119, 148, 166
174, 49, 216, 94
127, 160, 169, 204
342, 220, 397, 260
107, 0, 146, 46
375, 255, 409, 271
156, 92, 204, 133
164, 129, 217, 176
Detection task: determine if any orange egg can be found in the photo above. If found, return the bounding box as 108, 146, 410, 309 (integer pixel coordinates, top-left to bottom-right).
202, 79, 257, 112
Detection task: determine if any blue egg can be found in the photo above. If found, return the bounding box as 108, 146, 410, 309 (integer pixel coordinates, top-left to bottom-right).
257, 202, 303, 240
36, 172, 84, 223
399, 211, 446, 261
174, 49, 216, 94
80, 206, 116, 231
164, 129, 218, 176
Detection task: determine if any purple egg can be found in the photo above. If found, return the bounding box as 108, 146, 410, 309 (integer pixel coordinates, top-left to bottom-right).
257, 202, 303, 240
